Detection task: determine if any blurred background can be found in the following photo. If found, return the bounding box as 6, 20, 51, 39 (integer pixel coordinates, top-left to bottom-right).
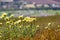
0, 0, 60, 17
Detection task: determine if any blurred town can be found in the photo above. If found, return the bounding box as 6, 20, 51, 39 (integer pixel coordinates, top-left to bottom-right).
0, 0, 60, 10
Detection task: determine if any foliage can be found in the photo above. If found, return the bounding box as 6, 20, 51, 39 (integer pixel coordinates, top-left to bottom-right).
0, 12, 60, 40
0, 12, 39, 40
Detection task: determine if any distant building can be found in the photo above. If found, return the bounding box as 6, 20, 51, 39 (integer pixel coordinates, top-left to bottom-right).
51, 4, 60, 8
0, 0, 13, 9
0, 0, 60, 10
24, 4, 35, 8
0, 0, 13, 2
0, 0, 13, 5
36, 4, 42, 7
44, 4, 49, 7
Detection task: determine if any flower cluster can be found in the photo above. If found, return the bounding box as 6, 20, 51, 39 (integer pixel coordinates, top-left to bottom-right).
0, 13, 39, 40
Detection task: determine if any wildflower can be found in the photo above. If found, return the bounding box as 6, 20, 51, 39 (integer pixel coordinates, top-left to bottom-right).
10, 20, 13, 23
24, 17, 36, 22
24, 17, 33, 22
4, 17, 9, 21
31, 18, 36, 21
27, 19, 33, 22
9, 20, 14, 25
36, 25, 39, 28
1, 15, 5, 19
10, 14, 14, 18
2, 12, 7, 17
14, 21, 17, 25
17, 20, 21, 24
0, 36, 2, 38
24, 17, 30, 21
6, 21, 10, 25
0, 22, 2, 26
22, 20, 25, 21
48, 23, 51, 26
14, 20, 21, 24
45, 26, 48, 29
0, 23, 2, 25
18, 15, 23, 19
58, 25, 60, 28
28, 18, 36, 22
